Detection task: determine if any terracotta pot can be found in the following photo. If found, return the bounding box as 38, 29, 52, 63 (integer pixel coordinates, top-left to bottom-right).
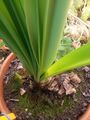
0, 53, 16, 114
0, 53, 90, 120
79, 105, 90, 120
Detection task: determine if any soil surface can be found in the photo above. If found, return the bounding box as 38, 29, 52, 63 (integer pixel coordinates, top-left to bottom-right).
0, 50, 90, 120
1, 57, 90, 120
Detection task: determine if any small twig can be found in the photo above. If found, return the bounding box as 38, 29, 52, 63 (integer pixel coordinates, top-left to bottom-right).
10, 99, 19, 102
68, 11, 90, 29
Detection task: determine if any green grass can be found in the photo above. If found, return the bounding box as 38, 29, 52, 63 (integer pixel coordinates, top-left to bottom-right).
6, 71, 82, 119
17, 93, 77, 119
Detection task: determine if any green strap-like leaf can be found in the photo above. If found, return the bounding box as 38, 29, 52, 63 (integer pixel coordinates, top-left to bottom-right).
41, 0, 72, 72
0, 0, 36, 76
24, 0, 40, 62
43, 43, 90, 79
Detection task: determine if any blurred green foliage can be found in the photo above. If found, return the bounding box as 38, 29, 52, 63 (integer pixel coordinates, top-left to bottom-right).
56, 38, 74, 60
0, 40, 5, 48
71, 0, 90, 21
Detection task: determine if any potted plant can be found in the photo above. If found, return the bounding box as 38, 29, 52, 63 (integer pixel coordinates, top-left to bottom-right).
0, 0, 90, 119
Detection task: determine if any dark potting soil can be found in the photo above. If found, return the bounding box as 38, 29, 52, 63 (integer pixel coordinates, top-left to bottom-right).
2, 59, 90, 120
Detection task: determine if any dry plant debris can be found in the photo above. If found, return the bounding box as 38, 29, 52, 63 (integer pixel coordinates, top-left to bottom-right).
64, 11, 90, 43
46, 72, 81, 95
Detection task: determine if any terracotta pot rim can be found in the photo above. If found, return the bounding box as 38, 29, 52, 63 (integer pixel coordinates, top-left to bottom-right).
79, 104, 90, 120
0, 53, 16, 113
0, 53, 90, 120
